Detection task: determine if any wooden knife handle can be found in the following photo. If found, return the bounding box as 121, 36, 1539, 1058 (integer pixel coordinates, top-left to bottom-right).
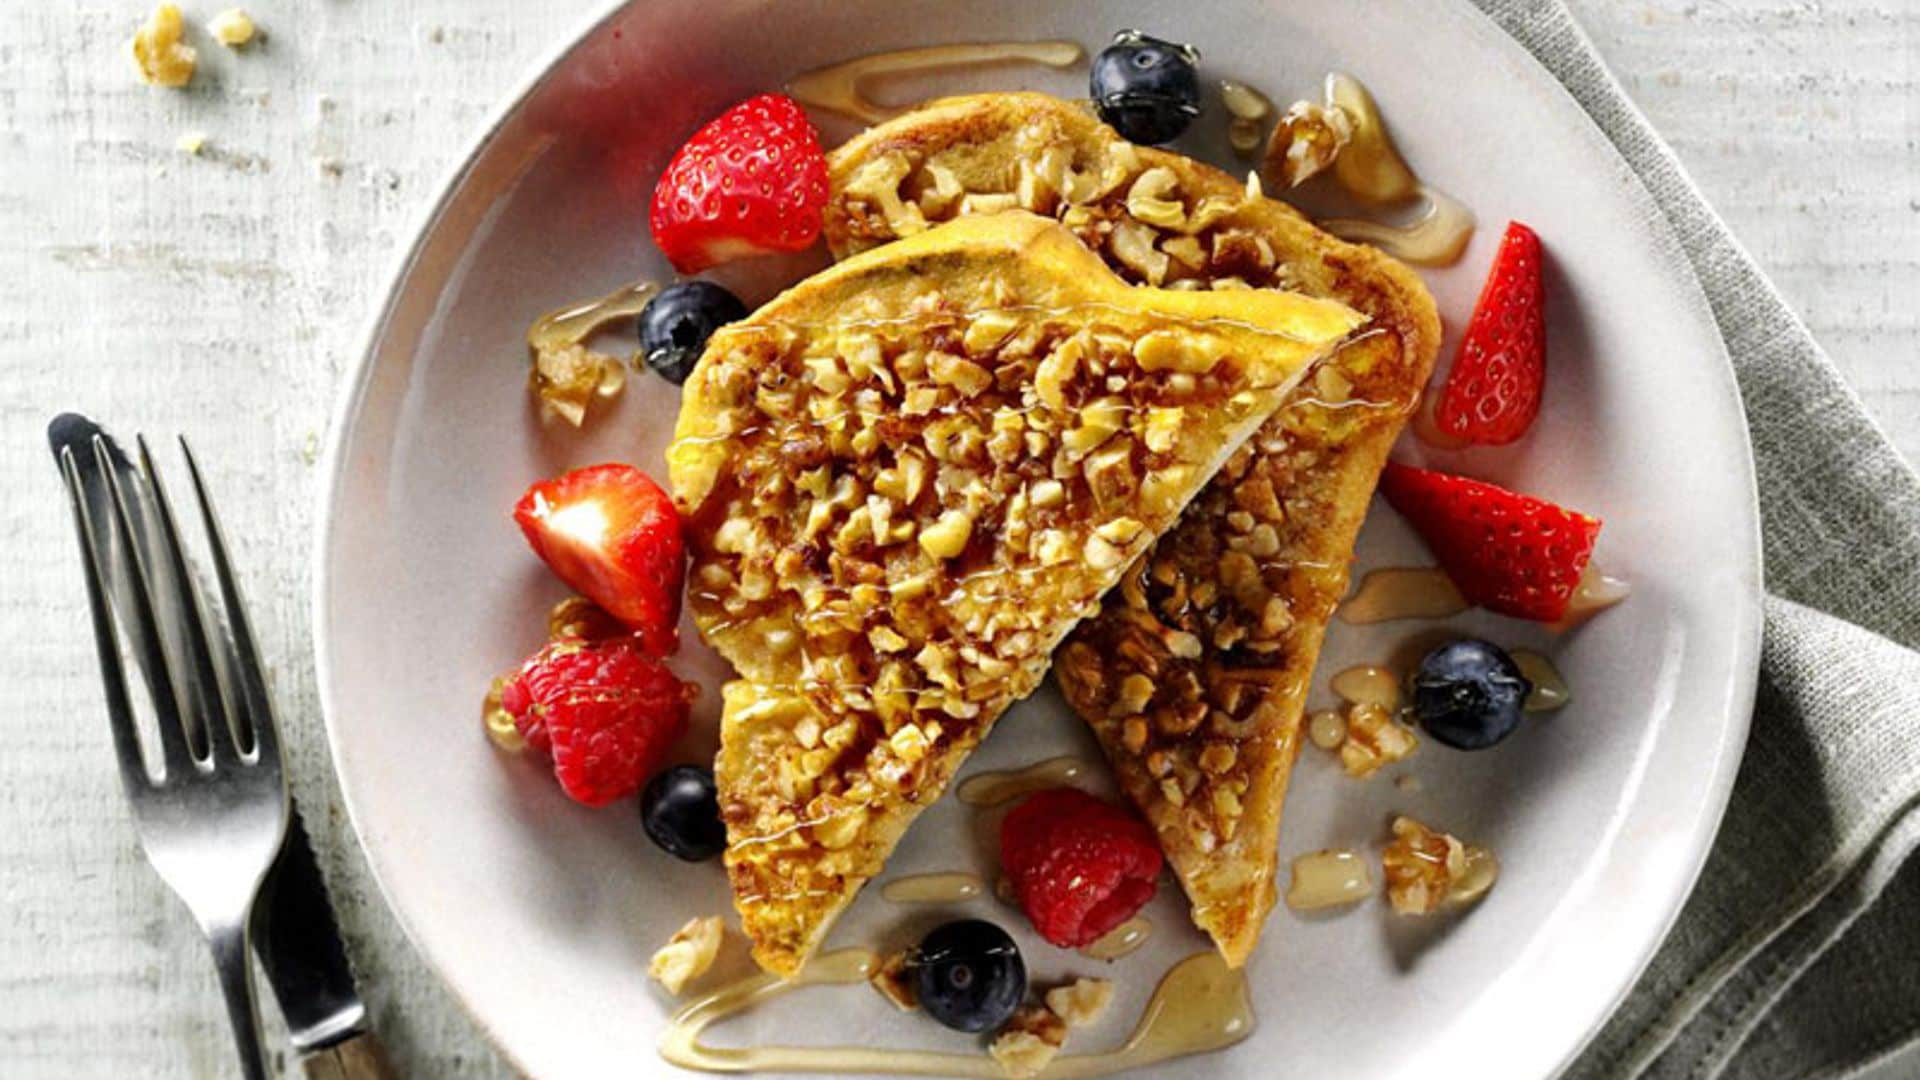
300, 1032, 398, 1080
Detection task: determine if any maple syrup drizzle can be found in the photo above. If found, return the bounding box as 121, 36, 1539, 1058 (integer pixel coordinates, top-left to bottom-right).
787, 41, 1086, 127
1078, 917, 1153, 960
526, 279, 658, 353
1315, 73, 1475, 266
1337, 567, 1468, 625
880, 872, 984, 904
955, 756, 1089, 807
1330, 664, 1402, 711
659, 949, 1251, 1077
1512, 649, 1570, 712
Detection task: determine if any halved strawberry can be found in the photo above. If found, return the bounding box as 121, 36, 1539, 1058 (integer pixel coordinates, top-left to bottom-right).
1433, 222, 1546, 445
649, 93, 828, 274
513, 464, 683, 653
1380, 462, 1600, 622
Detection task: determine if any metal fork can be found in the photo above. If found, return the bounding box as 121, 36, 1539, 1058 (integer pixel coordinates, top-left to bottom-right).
50, 413, 288, 1080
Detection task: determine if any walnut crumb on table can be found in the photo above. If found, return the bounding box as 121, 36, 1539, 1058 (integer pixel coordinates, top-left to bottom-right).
208, 8, 257, 47
130, 4, 196, 87
649, 916, 725, 995
1044, 978, 1114, 1027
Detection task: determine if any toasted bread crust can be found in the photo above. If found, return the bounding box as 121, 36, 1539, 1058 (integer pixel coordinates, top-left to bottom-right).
825, 93, 1442, 966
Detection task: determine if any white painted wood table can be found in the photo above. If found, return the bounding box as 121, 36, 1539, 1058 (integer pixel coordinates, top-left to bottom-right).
2, 2, 1914, 1076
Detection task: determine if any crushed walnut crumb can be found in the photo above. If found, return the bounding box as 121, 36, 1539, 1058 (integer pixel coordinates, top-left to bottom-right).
1338, 702, 1417, 778
130, 4, 196, 87
990, 1004, 1068, 1078
1044, 978, 1114, 1028
649, 916, 726, 995
1382, 816, 1497, 915
208, 8, 256, 47
868, 949, 917, 1011
1263, 100, 1353, 189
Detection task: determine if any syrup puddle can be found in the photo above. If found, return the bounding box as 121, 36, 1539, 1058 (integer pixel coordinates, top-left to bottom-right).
1512, 649, 1570, 712
880, 872, 984, 905
1338, 567, 1467, 625
1079, 917, 1153, 960
1314, 73, 1475, 267
788, 41, 1086, 126
1220, 79, 1274, 159
659, 949, 1251, 1077
1285, 849, 1373, 912
955, 756, 1089, 807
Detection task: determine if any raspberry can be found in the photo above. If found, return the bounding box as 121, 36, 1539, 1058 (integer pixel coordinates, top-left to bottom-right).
1000, 788, 1164, 948
499, 636, 693, 807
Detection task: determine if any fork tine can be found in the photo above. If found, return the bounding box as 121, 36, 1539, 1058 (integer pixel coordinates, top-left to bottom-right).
96, 437, 200, 777
179, 436, 279, 767
59, 449, 154, 791
137, 435, 245, 766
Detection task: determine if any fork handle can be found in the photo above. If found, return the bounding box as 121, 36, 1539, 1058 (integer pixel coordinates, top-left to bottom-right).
207, 920, 269, 1080
300, 1032, 398, 1079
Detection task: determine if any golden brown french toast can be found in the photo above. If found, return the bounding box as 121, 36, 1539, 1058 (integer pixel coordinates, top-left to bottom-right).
823, 93, 1442, 967
669, 212, 1364, 976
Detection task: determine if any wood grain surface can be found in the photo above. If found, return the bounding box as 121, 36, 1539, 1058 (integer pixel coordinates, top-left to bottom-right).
1, 2, 1914, 1077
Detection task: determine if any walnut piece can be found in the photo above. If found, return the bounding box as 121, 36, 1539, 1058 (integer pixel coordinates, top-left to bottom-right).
1382, 817, 1497, 915
208, 8, 256, 47
868, 949, 918, 1011
1338, 702, 1417, 778
990, 1004, 1067, 1078
1263, 101, 1353, 189
649, 916, 725, 994
1044, 978, 1114, 1028
130, 4, 196, 87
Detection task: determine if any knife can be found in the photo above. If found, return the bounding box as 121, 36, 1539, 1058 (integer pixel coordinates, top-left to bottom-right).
257, 803, 397, 1079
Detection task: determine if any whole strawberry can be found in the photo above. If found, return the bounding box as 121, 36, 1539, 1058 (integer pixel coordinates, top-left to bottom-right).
650, 93, 828, 274
499, 636, 693, 807
1000, 788, 1163, 949
1381, 462, 1601, 622
1433, 222, 1546, 445
514, 463, 683, 656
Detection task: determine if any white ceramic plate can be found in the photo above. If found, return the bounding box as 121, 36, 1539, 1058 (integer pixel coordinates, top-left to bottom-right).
316, 1, 1763, 1076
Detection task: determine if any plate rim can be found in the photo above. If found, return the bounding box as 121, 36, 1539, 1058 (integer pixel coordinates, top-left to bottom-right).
311, 2, 1765, 1076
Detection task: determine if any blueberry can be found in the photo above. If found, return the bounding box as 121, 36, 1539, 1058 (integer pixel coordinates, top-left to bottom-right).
1089, 31, 1203, 145
638, 281, 747, 385
1410, 639, 1532, 751
912, 919, 1026, 1033
640, 764, 727, 861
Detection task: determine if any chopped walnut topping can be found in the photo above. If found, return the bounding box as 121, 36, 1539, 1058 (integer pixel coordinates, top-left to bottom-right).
1045, 978, 1114, 1027
649, 916, 725, 995
1338, 702, 1417, 778
1382, 816, 1497, 915
130, 4, 196, 87
990, 1005, 1067, 1078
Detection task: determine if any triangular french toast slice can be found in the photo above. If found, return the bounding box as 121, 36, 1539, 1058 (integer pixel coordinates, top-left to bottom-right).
823, 94, 1443, 966
669, 211, 1364, 976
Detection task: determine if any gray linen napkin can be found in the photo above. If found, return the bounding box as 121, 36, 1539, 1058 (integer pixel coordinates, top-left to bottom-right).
1470, 2, 1920, 1077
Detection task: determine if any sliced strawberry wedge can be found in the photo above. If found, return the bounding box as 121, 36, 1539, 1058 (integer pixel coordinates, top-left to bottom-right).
513, 464, 684, 653
1380, 462, 1600, 622
1433, 221, 1546, 446
649, 93, 829, 274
